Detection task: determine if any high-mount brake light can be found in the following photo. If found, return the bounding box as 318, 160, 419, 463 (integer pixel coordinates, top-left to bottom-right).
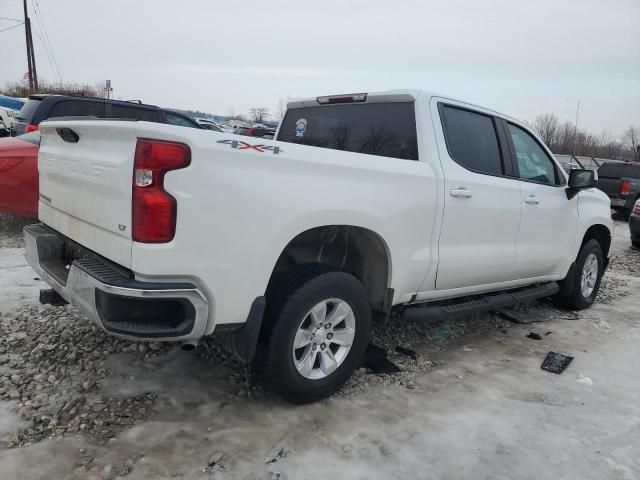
316, 93, 368, 105
132, 139, 190, 243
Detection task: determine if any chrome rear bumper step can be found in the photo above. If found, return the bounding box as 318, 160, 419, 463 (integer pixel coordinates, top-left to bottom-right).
24, 223, 209, 341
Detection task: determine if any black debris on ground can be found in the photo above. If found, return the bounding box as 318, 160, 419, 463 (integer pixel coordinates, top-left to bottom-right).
394, 345, 418, 360
266, 448, 289, 464
541, 351, 574, 374
361, 344, 401, 374
527, 332, 542, 340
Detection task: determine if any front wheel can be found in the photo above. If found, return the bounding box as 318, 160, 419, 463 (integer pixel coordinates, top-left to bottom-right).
554, 239, 604, 310
261, 271, 371, 404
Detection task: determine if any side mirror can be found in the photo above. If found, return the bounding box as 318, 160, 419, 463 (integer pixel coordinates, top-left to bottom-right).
566, 169, 596, 199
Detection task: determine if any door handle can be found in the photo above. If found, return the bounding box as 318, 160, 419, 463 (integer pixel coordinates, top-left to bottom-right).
525, 195, 539, 205
450, 188, 473, 198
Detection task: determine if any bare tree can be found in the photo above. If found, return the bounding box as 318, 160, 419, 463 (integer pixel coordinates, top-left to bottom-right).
1, 78, 106, 98
276, 96, 291, 121
622, 126, 640, 162
532, 114, 559, 150
249, 107, 270, 124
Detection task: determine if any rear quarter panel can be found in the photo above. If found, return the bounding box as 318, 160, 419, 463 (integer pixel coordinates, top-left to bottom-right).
132, 132, 440, 332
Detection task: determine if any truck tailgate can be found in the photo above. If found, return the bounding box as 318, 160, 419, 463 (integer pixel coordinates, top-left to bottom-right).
38, 121, 138, 267
596, 176, 621, 197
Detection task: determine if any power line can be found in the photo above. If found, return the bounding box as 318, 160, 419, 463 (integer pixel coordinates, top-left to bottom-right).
33, 0, 62, 82
0, 20, 22, 33
0, 0, 19, 7
0, 16, 21, 21
32, 3, 57, 82
32, 22, 57, 82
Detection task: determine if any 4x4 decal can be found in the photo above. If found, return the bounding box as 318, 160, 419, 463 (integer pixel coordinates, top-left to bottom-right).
217, 139, 282, 154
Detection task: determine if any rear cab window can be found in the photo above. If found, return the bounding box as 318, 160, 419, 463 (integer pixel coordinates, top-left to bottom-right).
598, 163, 640, 179
277, 102, 419, 160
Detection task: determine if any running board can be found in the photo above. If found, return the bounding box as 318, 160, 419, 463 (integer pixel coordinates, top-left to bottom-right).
402, 283, 559, 323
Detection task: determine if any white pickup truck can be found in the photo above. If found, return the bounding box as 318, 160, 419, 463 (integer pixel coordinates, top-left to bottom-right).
25, 89, 612, 403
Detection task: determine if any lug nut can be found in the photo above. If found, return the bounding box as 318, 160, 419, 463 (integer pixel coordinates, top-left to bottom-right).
327, 333, 333, 340
312, 343, 317, 350
325, 323, 331, 329
320, 343, 326, 350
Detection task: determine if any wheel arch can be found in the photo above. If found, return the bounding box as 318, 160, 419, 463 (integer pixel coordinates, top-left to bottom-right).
266, 224, 393, 313
580, 223, 612, 261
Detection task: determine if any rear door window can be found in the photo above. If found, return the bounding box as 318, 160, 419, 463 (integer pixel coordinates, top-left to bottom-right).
277, 102, 419, 160
110, 105, 160, 122
440, 105, 504, 176
49, 100, 105, 119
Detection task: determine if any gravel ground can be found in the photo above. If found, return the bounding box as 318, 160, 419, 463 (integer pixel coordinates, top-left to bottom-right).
608, 245, 640, 277
0, 302, 511, 446
0, 214, 637, 455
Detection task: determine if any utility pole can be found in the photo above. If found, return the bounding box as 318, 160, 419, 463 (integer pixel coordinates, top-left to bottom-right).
569, 99, 580, 158
22, 0, 38, 93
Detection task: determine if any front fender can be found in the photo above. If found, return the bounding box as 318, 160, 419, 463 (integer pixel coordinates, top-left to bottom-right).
573, 188, 614, 259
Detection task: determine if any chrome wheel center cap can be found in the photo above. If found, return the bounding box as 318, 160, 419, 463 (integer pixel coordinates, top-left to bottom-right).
313, 329, 327, 343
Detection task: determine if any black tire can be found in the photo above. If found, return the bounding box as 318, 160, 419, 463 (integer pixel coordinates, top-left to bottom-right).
554, 239, 604, 310
632, 239, 640, 250
260, 270, 371, 404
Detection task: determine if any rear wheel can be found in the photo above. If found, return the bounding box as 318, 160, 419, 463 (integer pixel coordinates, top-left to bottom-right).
554, 239, 604, 310
261, 270, 371, 404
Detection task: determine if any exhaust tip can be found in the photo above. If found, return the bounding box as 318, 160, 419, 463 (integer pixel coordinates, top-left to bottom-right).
180, 341, 197, 352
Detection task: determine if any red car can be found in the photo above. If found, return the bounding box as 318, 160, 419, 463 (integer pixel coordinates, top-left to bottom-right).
0, 132, 39, 218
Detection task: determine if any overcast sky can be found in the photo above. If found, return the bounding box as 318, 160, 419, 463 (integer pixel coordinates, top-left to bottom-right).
1, 0, 638, 135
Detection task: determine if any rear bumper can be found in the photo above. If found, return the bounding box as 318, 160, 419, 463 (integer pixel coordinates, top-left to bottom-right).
610, 197, 626, 208
24, 223, 209, 342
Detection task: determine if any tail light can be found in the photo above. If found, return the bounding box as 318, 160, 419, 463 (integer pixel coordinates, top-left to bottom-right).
620, 180, 631, 195
25, 124, 38, 133
132, 139, 190, 243
632, 201, 640, 217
